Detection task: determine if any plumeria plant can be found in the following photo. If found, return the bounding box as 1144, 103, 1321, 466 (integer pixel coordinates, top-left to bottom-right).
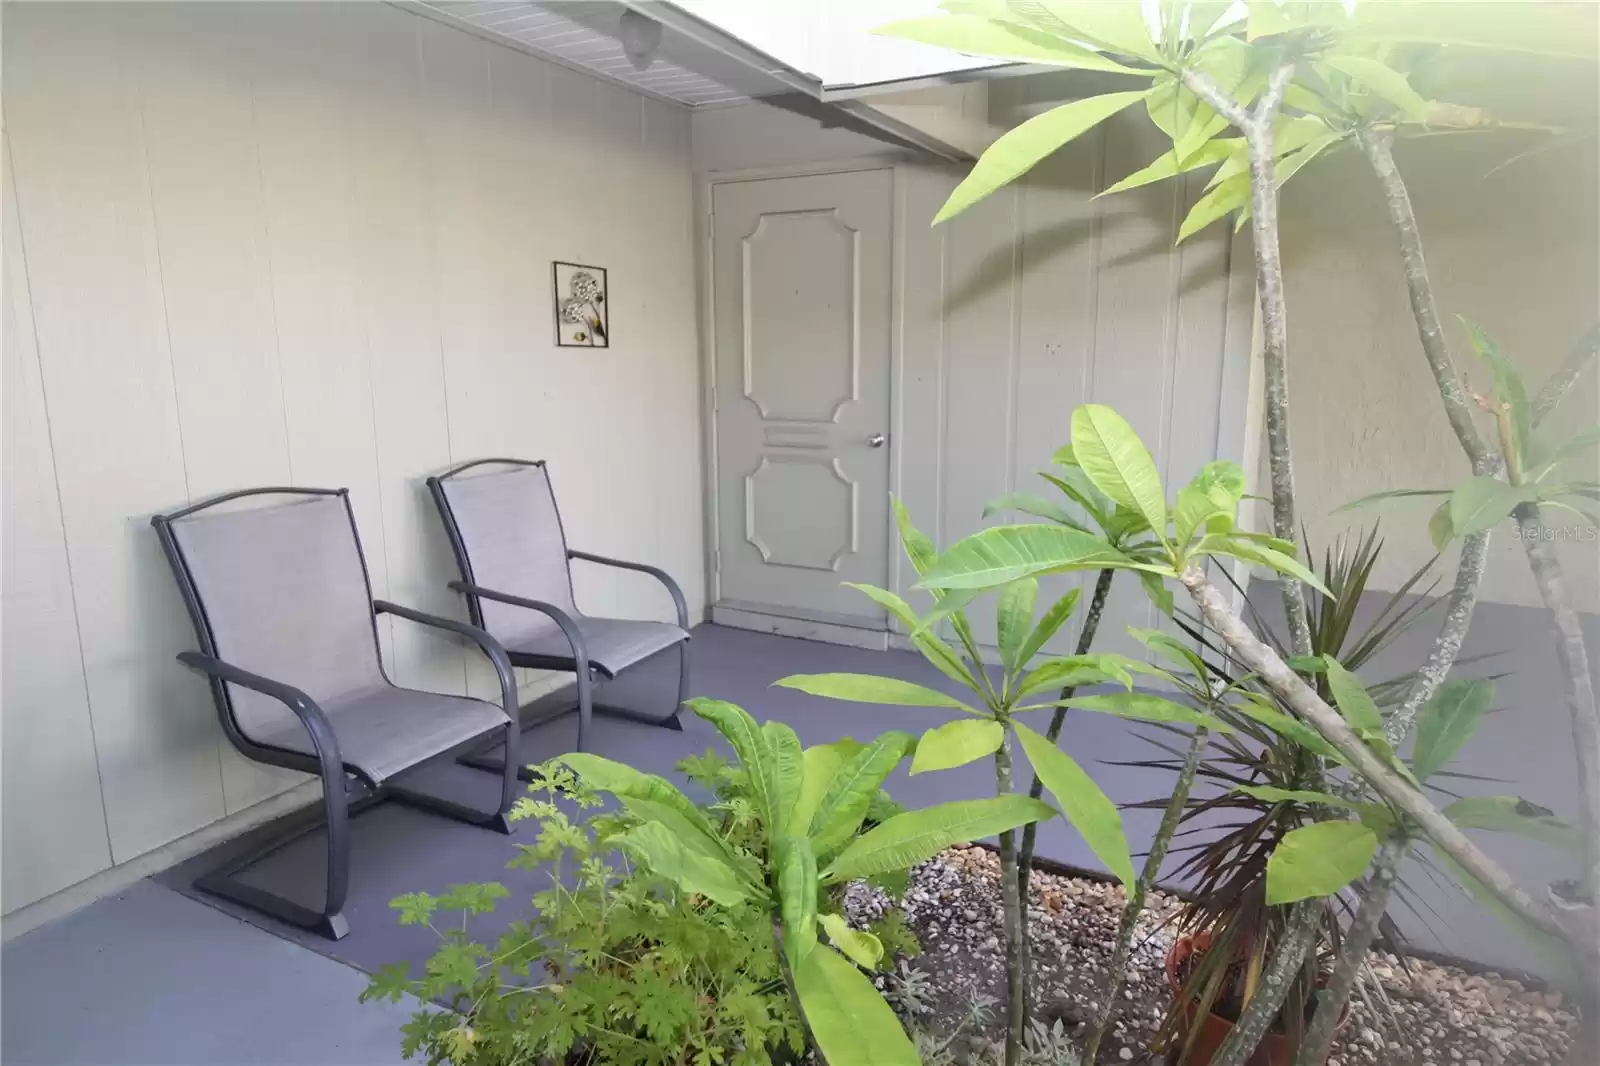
774, 467, 1243, 1066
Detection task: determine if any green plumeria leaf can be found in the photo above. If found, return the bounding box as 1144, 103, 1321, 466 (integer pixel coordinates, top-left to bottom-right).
794, 944, 919, 1066
843, 582, 921, 631
1234, 697, 1344, 761
1070, 404, 1168, 538
1324, 54, 1429, 119
1232, 784, 1360, 810
1014, 721, 1135, 890
1199, 536, 1333, 596
763, 720, 805, 834
1411, 679, 1494, 781
918, 524, 1146, 591
1335, 487, 1452, 512
1444, 796, 1581, 851
936, 91, 1150, 223
911, 718, 1005, 775
687, 699, 782, 832
1429, 499, 1456, 551
1100, 137, 1238, 197
1266, 821, 1380, 905
819, 913, 885, 971
1019, 652, 1141, 697
1324, 658, 1385, 739
613, 821, 749, 907
1015, 586, 1082, 667
1065, 691, 1232, 732
777, 835, 819, 968
792, 741, 849, 838
809, 732, 914, 855
1448, 475, 1532, 540
775, 673, 979, 714
1022, 0, 1161, 61
823, 795, 1055, 883
995, 577, 1039, 672
1460, 317, 1533, 467
983, 491, 1088, 531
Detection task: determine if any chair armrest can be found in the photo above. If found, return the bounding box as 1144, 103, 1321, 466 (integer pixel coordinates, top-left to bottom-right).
373, 600, 518, 716
566, 550, 689, 629
447, 581, 592, 668
176, 651, 343, 770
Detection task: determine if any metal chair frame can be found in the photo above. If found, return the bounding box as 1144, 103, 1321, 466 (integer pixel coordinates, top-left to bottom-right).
427, 458, 688, 768
152, 487, 520, 940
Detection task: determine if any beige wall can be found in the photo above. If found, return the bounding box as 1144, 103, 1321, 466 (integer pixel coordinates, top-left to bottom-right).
1281, 128, 1599, 611
694, 95, 1252, 657
1, 1, 703, 914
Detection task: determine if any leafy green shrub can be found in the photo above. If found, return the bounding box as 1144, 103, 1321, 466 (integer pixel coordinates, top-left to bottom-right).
361, 763, 804, 1066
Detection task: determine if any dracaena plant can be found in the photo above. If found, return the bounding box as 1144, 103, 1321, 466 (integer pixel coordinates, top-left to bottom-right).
775, 488, 1233, 1066
556, 698, 1055, 1066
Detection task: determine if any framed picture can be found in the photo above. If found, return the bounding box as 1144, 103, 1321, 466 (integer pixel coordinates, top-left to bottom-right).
553, 261, 609, 347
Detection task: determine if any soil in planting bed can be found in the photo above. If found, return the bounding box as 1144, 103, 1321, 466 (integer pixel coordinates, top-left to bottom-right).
842, 846, 1581, 1066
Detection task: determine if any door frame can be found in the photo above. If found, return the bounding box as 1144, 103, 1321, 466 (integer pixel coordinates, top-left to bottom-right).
696, 157, 905, 644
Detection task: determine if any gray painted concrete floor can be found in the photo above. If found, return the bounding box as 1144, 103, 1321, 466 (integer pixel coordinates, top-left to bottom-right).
1, 880, 418, 1065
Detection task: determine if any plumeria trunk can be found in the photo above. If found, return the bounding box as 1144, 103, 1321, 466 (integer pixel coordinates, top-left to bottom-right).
1083, 727, 1209, 1063
1293, 836, 1409, 1066
1182, 60, 1313, 658
1016, 565, 1116, 1016
1388, 529, 1489, 745
1207, 899, 1325, 1066
994, 728, 1026, 1066
1179, 565, 1567, 941
1364, 125, 1600, 903
1515, 502, 1600, 902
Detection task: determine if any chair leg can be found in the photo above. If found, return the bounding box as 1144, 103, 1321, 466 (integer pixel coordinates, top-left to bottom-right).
574, 661, 595, 753
389, 720, 518, 835
591, 640, 689, 732
193, 775, 355, 941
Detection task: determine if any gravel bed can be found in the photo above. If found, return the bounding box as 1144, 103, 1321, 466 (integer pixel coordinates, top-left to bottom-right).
841, 845, 1581, 1065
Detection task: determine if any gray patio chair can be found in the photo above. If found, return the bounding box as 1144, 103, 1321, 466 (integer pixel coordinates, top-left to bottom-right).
427, 458, 689, 765
152, 487, 519, 941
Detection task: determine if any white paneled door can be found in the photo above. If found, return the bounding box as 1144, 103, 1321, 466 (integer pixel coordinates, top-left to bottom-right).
710, 168, 893, 635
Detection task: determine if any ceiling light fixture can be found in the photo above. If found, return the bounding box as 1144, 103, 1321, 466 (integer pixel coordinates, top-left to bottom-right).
618, 9, 663, 71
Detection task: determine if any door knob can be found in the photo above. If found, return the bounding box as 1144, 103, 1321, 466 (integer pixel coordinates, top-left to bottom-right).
867, 433, 887, 448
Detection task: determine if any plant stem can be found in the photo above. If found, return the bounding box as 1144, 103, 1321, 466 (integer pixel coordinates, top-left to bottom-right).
1358, 128, 1494, 471
994, 728, 1025, 1066
1184, 59, 1314, 658
1387, 528, 1489, 745
1207, 898, 1325, 1066
1017, 566, 1116, 999
1179, 565, 1566, 939
1515, 502, 1600, 900
1083, 726, 1209, 1063
1293, 835, 1409, 1066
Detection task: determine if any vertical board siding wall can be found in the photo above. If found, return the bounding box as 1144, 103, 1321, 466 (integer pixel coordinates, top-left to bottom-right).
892, 131, 1249, 657
1, 1, 702, 913
693, 94, 1250, 657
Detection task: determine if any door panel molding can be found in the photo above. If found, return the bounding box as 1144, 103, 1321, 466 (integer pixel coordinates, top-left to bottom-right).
743, 455, 859, 572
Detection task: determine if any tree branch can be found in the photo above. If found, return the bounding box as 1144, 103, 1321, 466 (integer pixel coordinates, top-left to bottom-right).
994, 730, 1025, 1066
1515, 503, 1600, 900
1359, 127, 1496, 473
1084, 726, 1209, 1063
1185, 59, 1315, 657
1209, 898, 1325, 1066
1294, 836, 1409, 1066
1387, 529, 1489, 744
1016, 566, 1116, 1020
1532, 322, 1599, 428
1179, 565, 1565, 939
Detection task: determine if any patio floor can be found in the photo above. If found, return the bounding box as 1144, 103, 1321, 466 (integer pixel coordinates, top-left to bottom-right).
0, 622, 1524, 1064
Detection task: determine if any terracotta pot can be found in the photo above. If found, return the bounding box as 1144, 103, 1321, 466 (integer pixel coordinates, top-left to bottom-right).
1164, 934, 1347, 1066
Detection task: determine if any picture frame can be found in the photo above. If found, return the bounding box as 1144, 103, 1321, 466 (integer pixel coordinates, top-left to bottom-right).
552, 261, 609, 348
